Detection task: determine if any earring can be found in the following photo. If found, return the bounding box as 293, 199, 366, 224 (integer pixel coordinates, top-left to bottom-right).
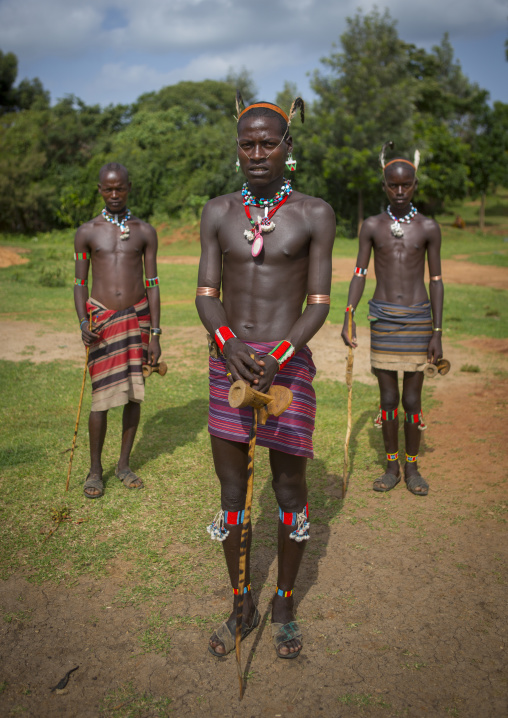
286, 152, 297, 172
236, 157, 240, 173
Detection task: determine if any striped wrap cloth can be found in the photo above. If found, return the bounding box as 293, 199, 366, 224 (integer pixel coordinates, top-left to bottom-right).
208, 341, 316, 458
368, 299, 432, 372
86, 297, 150, 411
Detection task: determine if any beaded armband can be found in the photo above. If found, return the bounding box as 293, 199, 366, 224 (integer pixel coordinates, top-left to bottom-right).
215, 326, 237, 352
354, 266, 367, 277
381, 408, 398, 421
307, 294, 330, 305
74, 278, 87, 286
268, 340, 295, 370
145, 277, 159, 288
74, 252, 90, 261
196, 286, 220, 298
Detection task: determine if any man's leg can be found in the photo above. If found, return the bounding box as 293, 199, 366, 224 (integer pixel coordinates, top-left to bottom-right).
373, 369, 401, 491
208, 435, 257, 655
85, 409, 108, 497
402, 371, 428, 495
116, 401, 143, 488
270, 449, 308, 657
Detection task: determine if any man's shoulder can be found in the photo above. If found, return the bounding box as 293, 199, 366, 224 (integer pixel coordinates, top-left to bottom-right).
291, 191, 335, 221
129, 216, 157, 235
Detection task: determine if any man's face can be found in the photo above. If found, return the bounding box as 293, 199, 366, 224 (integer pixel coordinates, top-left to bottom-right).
237, 115, 292, 189
383, 165, 417, 209
98, 171, 131, 213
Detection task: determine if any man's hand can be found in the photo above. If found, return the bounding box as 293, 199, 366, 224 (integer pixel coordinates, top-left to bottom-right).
147, 337, 161, 366
255, 353, 279, 394
427, 333, 442, 364
81, 324, 100, 347
341, 319, 358, 349
223, 338, 265, 385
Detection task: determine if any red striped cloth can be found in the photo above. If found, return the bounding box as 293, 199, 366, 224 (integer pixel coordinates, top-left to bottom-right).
208, 341, 316, 458
86, 297, 150, 411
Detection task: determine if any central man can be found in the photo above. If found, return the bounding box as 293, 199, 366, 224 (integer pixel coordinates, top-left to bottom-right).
196, 95, 335, 659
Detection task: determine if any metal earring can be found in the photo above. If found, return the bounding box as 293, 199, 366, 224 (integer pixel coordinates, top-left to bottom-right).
286, 152, 296, 172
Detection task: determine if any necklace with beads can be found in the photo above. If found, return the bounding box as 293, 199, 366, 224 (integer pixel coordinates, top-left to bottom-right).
102, 208, 131, 240
242, 179, 292, 257
386, 204, 417, 237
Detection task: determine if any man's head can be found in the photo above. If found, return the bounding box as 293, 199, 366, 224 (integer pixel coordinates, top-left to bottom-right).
98, 163, 131, 214
379, 142, 419, 209
236, 98, 304, 190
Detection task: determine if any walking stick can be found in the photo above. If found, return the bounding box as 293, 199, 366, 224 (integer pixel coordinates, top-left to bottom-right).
228, 379, 293, 699
65, 310, 92, 492
343, 306, 355, 498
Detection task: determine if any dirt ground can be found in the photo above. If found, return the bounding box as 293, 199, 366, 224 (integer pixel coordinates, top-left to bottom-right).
1, 253, 508, 717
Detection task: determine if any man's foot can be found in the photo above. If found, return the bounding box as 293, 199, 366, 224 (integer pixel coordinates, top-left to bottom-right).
373, 471, 401, 492
208, 599, 259, 657
83, 472, 104, 499
271, 594, 302, 658
115, 466, 144, 489
405, 470, 429, 496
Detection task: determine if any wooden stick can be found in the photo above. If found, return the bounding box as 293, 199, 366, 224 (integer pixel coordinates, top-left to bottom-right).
235, 405, 257, 700
65, 310, 92, 492
343, 306, 354, 498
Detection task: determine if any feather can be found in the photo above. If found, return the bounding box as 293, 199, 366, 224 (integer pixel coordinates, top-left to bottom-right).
414, 149, 421, 172
288, 97, 305, 125
235, 90, 245, 119
379, 140, 394, 169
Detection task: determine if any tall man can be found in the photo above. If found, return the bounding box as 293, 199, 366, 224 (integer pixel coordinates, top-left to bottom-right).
196, 98, 335, 658
341, 146, 444, 496
74, 163, 161, 499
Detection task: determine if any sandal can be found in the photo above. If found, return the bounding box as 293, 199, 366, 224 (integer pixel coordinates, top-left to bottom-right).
115, 467, 144, 489
373, 472, 400, 492
208, 608, 260, 657
83, 473, 104, 499
405, 471, 429, 496
271, 621, 303, 659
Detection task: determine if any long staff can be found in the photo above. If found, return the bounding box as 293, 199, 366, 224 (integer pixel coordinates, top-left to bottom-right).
343, 306, 355, 497
235, 405, 257, 699
65, 310, 92, 492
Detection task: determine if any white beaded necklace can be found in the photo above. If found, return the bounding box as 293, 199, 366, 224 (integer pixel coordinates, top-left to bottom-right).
102, 208, 131, 240
386, 204, 417, 237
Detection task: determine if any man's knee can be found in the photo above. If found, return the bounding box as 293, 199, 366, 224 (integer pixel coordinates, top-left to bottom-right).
220, 482, 247, 512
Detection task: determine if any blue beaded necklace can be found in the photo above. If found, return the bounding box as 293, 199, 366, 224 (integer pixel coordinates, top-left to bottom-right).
102, 208, 131, 240
386, 204, 417, 237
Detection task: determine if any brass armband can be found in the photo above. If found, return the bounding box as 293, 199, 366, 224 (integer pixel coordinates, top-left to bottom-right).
196, 286, 220, 298
307, 294, 330, 305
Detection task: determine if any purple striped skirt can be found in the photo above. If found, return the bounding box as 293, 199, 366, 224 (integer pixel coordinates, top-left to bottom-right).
208, 341, 316, 458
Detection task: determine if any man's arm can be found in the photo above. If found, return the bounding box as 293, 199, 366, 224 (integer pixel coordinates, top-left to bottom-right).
73, 225, 100, 347
255, 199, 336, 393
196, 199, 263, 385
426, 220, 444, 363
340, 219, 374, 348
143, 224, 161, 366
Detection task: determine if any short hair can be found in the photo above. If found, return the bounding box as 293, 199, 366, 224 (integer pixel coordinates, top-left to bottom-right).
99, 162, 129, 183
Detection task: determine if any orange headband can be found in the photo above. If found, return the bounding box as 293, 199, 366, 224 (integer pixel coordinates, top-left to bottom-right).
237, 102, 289, 124
384, 158, 416, 171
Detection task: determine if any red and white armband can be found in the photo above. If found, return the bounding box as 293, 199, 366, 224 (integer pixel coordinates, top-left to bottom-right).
268, 340, 295, 370
215, 326, 236, 352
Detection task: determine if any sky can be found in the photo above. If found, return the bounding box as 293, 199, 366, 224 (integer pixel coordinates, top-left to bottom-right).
0, 0, 507, 108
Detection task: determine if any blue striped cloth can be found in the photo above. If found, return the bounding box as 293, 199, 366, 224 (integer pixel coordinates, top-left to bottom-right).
368, 299, 432, 372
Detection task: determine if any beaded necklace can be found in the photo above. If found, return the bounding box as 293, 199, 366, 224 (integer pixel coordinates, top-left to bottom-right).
102, 208, 131, 240
242, 179, 292, 257
386, 204, 417, 237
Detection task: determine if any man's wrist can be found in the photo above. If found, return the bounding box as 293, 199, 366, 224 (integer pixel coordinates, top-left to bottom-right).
215, 326, 237, 353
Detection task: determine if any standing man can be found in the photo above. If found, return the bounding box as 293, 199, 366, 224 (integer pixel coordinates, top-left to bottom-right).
196, 97, 335, 659
341, 144, 444, 496
74, 162, 161, 499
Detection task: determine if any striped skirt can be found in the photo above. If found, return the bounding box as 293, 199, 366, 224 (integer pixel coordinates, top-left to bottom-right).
86, 297, 150, 411
208, 341, 316, 458
368, 299, 432, 372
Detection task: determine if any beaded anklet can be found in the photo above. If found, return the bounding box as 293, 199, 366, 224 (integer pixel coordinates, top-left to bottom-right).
215, 326, 236, 353
387, 452, 399, 461
233, 584, 251, 595
145, 277, 159, 288
279, 504, 310, 542
268, 340, 295, 370
406, 454, 418, 463
74, 252, 90, 261
276, 587, 293, 598
74, 278, 87, 286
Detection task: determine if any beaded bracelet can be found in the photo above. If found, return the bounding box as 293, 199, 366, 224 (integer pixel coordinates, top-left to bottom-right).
74, 278, 87, 286
145, 277, 159, 288
268, 340, 295, 370
215, 326, 237, 352
354, 266, 367, 277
